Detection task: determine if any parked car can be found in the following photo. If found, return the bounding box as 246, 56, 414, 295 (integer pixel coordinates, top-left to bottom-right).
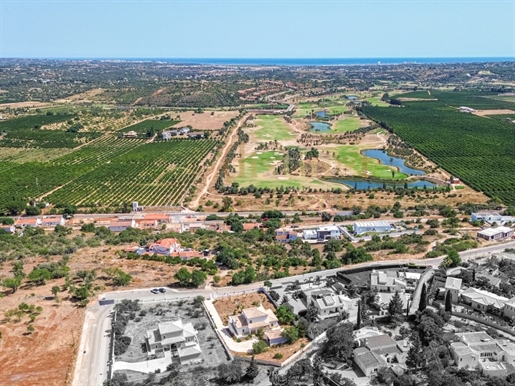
159, 288, 166, 293
150, 288, 159, 294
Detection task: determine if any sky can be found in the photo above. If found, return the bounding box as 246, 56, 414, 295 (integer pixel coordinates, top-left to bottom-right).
0, 0, 514, 59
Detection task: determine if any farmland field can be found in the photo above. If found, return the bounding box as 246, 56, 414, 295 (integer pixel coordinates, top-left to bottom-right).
0, 134, 216, 212
119, 119, 179, 133
46, 139, 217, 206
391, 90, 435, 100
362, 99, 515, 205
0, 113, 73, 131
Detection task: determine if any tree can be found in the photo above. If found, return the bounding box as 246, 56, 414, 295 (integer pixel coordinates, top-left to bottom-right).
276, 306, 295, 324
406, 333, 423, 369
245, 356, 259, 381
306, 301, 318, 322
281, 326, 300, 343
388, 291, 404, 324
322, 322, 354, 360
51, 285, 60, 299
2, 277, 22, 294
25, 206, 41, 216
28, 268, 52, 286
441, 249, 461, 268
252, 340, 269, 354
321, 212, 332, 222
264, 280, 272, 290
175, 267, 192, 287
419, 283, 428, 312
356, 300, 362, 329
191, 270, 207, 287
221, 196, 233, 212
445, 290, 453, 312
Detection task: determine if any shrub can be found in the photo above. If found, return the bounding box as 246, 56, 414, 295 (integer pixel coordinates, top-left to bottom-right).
252, 340, 269, 354
273, 353, 283, 360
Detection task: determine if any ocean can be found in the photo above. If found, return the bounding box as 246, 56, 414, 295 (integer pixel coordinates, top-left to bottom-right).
111, 57, 514, 66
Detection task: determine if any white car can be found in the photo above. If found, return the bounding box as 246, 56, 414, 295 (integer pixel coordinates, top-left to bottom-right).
150, 288, 159, 294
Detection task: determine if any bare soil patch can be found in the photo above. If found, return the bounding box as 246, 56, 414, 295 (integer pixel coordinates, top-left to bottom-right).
473, 109, 515, 116
0, 101, 51, 109
172, 111, 239, 130
0, 245, 200, 386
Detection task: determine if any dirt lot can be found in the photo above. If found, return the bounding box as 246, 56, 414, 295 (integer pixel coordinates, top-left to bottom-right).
198, 184, 490, 213
172, 111, 239, 130
0, 277, 84, 386
0, 245, 201, 386
213, 292, 275, 325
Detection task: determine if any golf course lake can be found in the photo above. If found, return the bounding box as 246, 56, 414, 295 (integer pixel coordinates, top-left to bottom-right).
362, 149, 426, 175
310, 121, 331, 132
315, 111, 327, 117
330, 178, 437, 190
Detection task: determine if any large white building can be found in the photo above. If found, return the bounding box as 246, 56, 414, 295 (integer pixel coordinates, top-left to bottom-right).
471, 212, 515, 224
354, 221, 392, 235
145, 320, 202, 364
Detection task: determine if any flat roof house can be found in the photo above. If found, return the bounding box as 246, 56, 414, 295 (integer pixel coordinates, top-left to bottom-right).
477, 227, 514, 241
145, 319, 202, 364
370, 270, 407, 293
316, 225, 341, 240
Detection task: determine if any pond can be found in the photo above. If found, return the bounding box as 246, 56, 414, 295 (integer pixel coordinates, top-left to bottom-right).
362, 149, 426, 175
315, 111, 327, 117
329, 178, 437, 190
310, 121, 331, 132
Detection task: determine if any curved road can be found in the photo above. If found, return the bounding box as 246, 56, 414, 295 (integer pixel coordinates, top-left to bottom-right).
73, 240, 515, 386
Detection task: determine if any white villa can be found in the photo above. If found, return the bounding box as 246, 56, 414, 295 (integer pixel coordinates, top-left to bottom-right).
148, 238, 181, 256
370, 270, 421, 293
145, 319, 202, 364
450, 332, 515, 377
228, 305, 280, 338
308, 290, 356, 320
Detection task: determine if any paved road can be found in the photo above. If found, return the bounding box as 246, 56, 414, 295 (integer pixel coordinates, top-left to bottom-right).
73, 240, 515, 386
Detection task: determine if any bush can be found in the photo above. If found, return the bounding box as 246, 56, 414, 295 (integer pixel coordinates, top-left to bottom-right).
114, 336, 131, 355
252, 340, 269, 354
273, 353, 283, 359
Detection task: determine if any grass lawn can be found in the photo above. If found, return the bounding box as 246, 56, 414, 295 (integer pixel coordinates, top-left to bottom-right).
334, 145, 408, 179
331, 117, 362, 133
365, 97, 390, 107
232, 150, 342, 189
255, 115, 294, 141
239, 151, 282, 177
